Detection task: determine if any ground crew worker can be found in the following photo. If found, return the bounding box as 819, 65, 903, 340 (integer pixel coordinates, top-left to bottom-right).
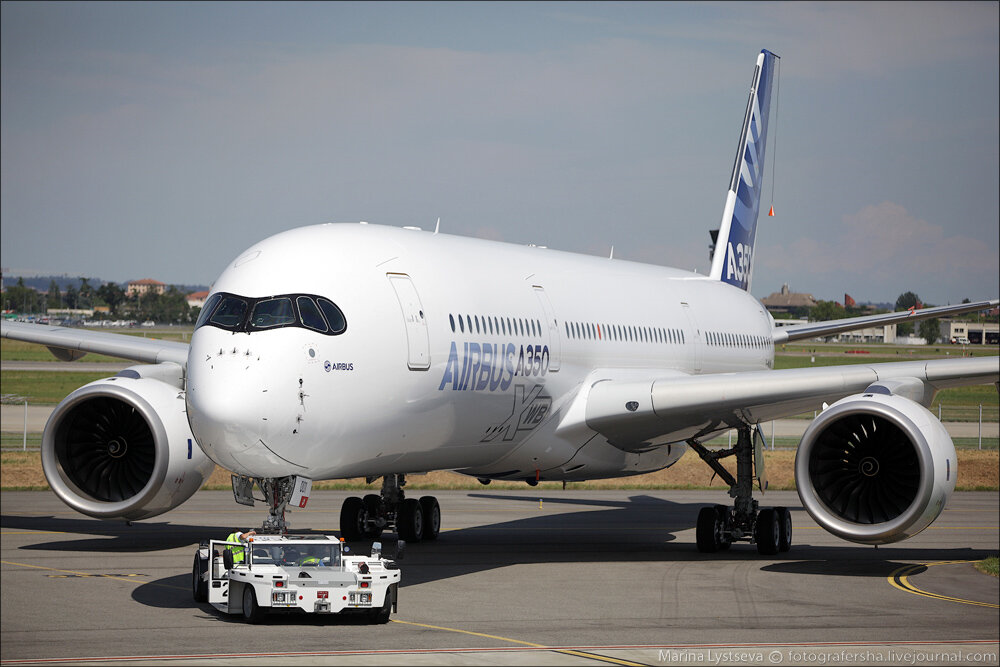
299, 546, 326, 566
225, 528, 256, 564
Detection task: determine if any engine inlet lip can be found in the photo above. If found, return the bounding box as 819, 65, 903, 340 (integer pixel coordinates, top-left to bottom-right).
795, 399, 934, 545
42, 382, 169, 519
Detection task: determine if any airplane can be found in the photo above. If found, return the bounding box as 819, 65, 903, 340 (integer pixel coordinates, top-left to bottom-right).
3, 49, 997, 557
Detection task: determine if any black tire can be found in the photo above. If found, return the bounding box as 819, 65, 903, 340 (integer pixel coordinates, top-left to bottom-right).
696, 506, 720, 553
419, 496, 441, 541
776, 506, 792, 552
362, 494, 385, 539
241, 585, 263, 624
397, 498, 424, 542
192, 554, 208, 603
369, 586, 393, 624
340, 496, 365, 541
755, 508, 780, 556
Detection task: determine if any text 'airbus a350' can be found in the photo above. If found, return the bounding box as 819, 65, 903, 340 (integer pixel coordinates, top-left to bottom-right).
4, 49, 997, 556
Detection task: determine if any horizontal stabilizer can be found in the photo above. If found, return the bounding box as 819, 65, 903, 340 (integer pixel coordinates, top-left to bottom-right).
772, 299, 999, 344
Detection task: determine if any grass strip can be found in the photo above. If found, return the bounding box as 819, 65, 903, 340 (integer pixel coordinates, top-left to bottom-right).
975, 555, 999, 577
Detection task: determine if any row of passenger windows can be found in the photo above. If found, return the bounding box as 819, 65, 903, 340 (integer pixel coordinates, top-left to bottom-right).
565, 321, 685, 345
196, 292, 347, 336
449, 313, 543, 338
707, 330, 771, 349
445, 310, 771, 351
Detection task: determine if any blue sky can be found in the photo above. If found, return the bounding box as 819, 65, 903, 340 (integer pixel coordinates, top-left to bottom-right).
2, 2, 997, 305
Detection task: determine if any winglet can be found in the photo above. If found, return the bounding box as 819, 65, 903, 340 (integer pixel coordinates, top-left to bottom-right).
709, 49, 779, 292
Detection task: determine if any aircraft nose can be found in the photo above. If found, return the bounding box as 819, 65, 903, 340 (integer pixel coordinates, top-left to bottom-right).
186, 333, 306, 477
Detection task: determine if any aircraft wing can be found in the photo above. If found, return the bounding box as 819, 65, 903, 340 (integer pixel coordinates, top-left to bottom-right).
558, 356, 999, 450
772, 299, 998, 344
0, 320, 189, 366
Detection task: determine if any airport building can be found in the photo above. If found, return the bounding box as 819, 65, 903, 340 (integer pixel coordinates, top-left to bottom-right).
939, 319, 999, 345
187, 290, 209, 309
834, 324, 897, 344
771, 318, 897, 343
127, 278, 166, 297
760, 284, 817, 316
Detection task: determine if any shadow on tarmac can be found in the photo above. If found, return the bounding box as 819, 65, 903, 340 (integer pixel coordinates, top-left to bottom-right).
134, 572, 394, 626
4, 491, 993, 615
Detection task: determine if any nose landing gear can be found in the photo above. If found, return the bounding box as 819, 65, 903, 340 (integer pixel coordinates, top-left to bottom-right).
339, 473, 440, 543
227, 475, 298, 535
687, 425, 792, 556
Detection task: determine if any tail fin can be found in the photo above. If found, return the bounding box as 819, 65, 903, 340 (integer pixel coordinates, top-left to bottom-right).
708, 49, 779, 291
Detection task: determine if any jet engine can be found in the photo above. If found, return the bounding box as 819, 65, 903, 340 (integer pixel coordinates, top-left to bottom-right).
795, 391, 956, 545
41, 365, 215, 521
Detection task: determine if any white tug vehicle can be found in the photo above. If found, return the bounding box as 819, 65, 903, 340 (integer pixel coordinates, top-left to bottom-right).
192, 533, 401, 624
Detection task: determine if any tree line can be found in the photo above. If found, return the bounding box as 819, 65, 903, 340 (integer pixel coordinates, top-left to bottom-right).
1, 278, 199, 324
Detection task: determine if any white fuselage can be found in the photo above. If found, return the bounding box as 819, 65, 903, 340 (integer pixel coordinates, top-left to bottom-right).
186, 223, 774, 482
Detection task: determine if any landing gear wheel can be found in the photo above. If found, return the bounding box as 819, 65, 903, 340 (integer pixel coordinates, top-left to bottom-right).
696, 507, 721, 553
755, 508, 780, 556
696, 505, 730, 553
776, 506, 792, 552
695, 505, 731, 554
397, 498, 424, 542
362, 494, 384, 539
191, 554, 207, 603
241, 586, 263, 624
419, 496, 441, 541
713, 504, 732, 550
340, 496, 365, 540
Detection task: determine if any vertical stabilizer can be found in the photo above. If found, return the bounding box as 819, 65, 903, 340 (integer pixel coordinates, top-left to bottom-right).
708, 49, 779, 291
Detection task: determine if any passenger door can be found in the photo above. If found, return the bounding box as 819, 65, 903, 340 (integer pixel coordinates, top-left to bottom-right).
387, 274, 431, 370
532, 286, 561, 372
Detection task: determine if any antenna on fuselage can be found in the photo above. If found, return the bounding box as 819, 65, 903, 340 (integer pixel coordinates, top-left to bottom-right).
609, 245, 614, 259
434, 218, 440, 234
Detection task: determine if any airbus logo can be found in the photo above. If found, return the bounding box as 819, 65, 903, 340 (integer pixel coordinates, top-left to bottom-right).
726, 241, 752, 283
438, 341, 550, 392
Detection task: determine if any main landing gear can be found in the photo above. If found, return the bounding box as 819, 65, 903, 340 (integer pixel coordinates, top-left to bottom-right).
339, 473, 441, 543
687, 426, 792, 556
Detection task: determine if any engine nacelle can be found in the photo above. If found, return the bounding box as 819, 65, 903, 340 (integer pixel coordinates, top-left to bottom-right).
795, 392, 956, 545
41, 366, 215, 521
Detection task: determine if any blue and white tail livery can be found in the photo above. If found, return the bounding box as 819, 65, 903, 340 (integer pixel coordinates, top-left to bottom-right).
709, 49, 779, 292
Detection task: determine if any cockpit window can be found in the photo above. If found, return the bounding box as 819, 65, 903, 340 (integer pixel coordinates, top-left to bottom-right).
195, 292, 347, 336
210, 295, 249, 328
249, 297, 296, 330
297, 296, 328, 333
195, 293, 223, 329
317, 298, 347, 334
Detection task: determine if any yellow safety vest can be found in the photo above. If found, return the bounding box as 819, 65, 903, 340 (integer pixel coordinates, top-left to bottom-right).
225, 532, 246, 564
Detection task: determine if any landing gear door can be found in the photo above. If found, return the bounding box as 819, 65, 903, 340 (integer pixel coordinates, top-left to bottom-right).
388, 274, 431, 370
532, 286, 560, 372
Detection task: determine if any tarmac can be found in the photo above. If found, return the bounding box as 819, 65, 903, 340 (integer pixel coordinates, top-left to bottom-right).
1, 489, 998, 665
